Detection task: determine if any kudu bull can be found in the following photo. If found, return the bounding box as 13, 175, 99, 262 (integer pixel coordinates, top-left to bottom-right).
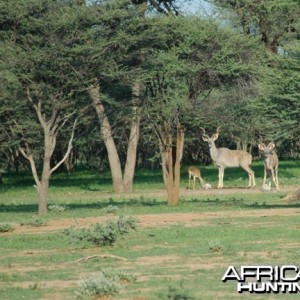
201, 127, 256, 189
258, 142, 279, 190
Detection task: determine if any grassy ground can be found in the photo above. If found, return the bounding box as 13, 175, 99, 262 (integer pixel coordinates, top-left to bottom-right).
0, 161, 299, 299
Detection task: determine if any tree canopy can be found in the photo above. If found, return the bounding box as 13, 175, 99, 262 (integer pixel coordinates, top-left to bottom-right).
0, 0, 299, 210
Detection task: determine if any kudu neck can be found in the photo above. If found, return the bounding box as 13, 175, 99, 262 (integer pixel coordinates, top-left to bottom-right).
209, 141, 218, 160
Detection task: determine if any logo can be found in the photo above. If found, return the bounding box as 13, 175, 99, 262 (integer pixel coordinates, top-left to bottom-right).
222, 266, 300, 293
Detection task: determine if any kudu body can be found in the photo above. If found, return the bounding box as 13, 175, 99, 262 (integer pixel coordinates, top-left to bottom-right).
188, 166, 205, 190
258, 142, 279, 190
202, 128, 256, 189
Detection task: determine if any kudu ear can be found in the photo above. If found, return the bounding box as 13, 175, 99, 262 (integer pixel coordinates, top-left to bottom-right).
258, 143, 266, 151
267, 142, 275, 150
212, 133, 218, 141
202, 135, 209, 142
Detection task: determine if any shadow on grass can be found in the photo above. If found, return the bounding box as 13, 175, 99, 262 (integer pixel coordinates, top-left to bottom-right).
0, 196, 166, 213
1, 170, 164, 192
1, 196, 300, 214
188, 197, 300, 210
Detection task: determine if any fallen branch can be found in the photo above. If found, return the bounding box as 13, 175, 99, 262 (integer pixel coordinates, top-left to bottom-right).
75, 254, 127, 263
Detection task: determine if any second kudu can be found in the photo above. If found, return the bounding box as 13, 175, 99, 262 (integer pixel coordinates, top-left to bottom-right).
258, 142, 279, 190
202, 127, 256, 189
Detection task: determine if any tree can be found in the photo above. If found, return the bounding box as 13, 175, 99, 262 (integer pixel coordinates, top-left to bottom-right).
84, 0, 199, 193
73, 1, 145, 193
0, 0, 83, 213
142, 16, 262, 204
207, 0, 300, 156
209, 0, 299, 53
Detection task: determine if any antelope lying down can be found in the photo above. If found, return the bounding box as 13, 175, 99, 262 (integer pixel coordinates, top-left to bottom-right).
258, 142, 279, 191
201, 127, 256, 189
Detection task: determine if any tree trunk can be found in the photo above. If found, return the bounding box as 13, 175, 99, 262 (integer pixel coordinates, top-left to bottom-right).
37, 180, 49, 214
89, 83, 125, 193
157, 123, 185, 206
123, 82, 141, 192
172, 125, 184, 205
19, 89, 77, 214
89, 81, 141, 193
37, 132, 53, 214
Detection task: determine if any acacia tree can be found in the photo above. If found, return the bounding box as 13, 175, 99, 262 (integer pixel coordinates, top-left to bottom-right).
76, 0, 195, 193
0, 0, 83, 213
207, 0, 300, 154
141, 16, 262, 205
75, 1, 145, 193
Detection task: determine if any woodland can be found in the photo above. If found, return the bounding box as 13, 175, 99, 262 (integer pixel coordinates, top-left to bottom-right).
0, 0, 299, 213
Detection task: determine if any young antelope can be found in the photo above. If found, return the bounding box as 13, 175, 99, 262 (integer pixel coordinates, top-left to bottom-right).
188, 166, 205, 190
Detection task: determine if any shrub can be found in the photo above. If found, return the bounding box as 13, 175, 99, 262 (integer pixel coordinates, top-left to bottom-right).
117, 215, 138, 234
64, 216, 138, 247
76, 272, 121, 298
101, 205, 119, 214
76, 268, 137, 298
48, 204, 66, 212
0, 223, 15, 233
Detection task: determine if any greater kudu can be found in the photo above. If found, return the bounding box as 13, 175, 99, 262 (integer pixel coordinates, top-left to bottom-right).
258, 142, 279, 190
202, 127, 256, 188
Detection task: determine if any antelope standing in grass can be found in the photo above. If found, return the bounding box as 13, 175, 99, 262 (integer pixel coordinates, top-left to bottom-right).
201, 127, 256, 189
188, 166, 205, 190
258, 142, 279, 191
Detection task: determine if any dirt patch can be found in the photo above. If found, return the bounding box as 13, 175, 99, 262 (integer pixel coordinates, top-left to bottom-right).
1, 185, 299, 237
3, 206, 300, 237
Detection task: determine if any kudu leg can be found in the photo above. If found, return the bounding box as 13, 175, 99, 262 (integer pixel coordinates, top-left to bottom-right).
218, 167, 224, 188
262, 168, 267, 186
271, 168, 279, 190
193, 176, 196, 190
275, 167, 280, 190
242, 165, 255, 188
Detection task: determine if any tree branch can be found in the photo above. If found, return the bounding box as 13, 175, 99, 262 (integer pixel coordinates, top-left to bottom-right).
149, 0, 169, 15
19, 147, 40, 186
74, 254, 127, 263
26, 87, 47, 131
50, 118, 78, 175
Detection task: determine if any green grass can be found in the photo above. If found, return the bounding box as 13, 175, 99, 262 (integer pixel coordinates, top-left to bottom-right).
0, 161, 299, 299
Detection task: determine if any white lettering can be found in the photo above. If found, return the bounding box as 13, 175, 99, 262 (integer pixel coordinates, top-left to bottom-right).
281, 266, 300, 282
223, 265, 300, 294
241, 266, 258, 281
237, 282, 253, 293
222, 266, 241, 282
257, 266, 273, 282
